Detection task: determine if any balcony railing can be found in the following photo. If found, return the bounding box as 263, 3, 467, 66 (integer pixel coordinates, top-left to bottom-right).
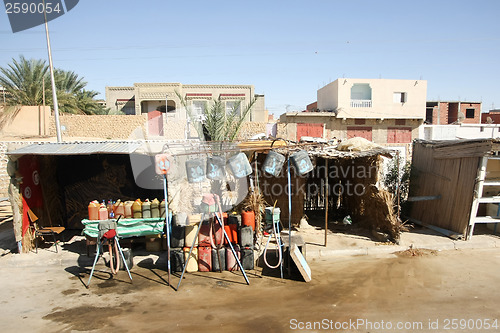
350, 99, 372, 108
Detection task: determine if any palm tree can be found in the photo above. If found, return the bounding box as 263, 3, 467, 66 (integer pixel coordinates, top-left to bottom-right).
0, 56, 107, 115
176, 90, 256, 143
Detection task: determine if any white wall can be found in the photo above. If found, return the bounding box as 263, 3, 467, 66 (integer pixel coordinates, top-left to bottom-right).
421, 124, 500, 140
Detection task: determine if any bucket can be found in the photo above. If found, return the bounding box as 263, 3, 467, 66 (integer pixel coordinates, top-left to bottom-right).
88, 201, 100, 220
185, 158, 205, 183
265, 207, 281, 224
206, 156, 226, 180
151, 198, 160, 218
198, 246, 212, 272
124, 201, 133, 218
290, 150, 314, 175
132, 199, 142, 218
227, 152, 252, 178
142, 199, 151, 218
263, 150, 286, 177
183, 247, 198, 272
241, 210, 255, 231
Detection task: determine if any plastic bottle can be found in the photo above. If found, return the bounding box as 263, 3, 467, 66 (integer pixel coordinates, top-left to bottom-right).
98, 202, 108, 220
124, 201, 133, 218
132, 199, 142, 218
160, 199, 166, 218
151, 198, 160, 218
107, 200, 113, 218
142, 199, 151, 218
113, 199, 125, 218
88, 200, 100, 220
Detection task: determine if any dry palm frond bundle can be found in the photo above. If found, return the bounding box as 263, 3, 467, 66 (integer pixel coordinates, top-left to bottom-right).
240, 187, 268, 237
362, 186, 407, 242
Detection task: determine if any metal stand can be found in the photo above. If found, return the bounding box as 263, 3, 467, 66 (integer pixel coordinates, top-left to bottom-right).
87, 236, 132, 287
176, 212, 249, 291
163, 174, 171, 286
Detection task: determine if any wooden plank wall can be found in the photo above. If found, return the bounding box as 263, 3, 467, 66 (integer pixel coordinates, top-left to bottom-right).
408, 142, 480, 236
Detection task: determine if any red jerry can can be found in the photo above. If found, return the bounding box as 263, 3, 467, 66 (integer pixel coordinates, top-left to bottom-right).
198, 246, 212, 272
226, 244, 240, 272
212, 215, 224, 246
198, 220, 211, 246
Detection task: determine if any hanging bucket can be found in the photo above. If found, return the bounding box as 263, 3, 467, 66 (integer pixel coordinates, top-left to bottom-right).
263, 150, 286, 177
185, 158, 205, 183
227, 152, 252, 178
206, 156, 226, 180
290, 150, 314, 175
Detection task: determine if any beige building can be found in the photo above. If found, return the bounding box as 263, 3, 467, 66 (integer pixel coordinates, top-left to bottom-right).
281, 78, 427, 146
106, 83, 267, 122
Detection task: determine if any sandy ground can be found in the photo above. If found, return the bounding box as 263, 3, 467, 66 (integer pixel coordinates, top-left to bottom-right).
0, 246, 500, 333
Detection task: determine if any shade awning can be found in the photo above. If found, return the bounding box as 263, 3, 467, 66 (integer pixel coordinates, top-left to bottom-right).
7, 141, 143, 156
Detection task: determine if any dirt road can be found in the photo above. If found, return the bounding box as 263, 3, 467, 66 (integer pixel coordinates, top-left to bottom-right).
1, 247, 499, 333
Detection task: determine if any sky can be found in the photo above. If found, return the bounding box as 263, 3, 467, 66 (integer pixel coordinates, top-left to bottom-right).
1, 0, 499, 116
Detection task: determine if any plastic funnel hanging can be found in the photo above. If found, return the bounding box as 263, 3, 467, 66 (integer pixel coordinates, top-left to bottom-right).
206, 156, 226, 180
290, 150, 314, 175
227, 152, 252, 178
185, 158, 205, 183
263, 150, 286, 177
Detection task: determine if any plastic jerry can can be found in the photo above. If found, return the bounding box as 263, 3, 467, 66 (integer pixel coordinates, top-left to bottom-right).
228, 214, 241, 227
212, 247, 226, 272
98, 203, 108, 220
183, 247, 198, 272
212, 215, 224, 246
239, 225, 253, 248
263, 150, 286, 177
88, 201, 99, 220
142, 199, 151, 218
170, 225, 185, 248
124, 201, 134, 218
188, 214, 202, 225
290, 149, 314, 175
265, 207, 280, 224
223, 223, 238, 245
227, 152, 252, 178
185, 223, 199, 247
241, 247, 254, 270
160, 200, 166, 218
198, 220, 211, 246
151, 198, 160, 218
198, 246, 212, 272
170, 248, 185, 272
132, 199, 142, 218
226, 244, 240, 272
113, 200, 125, 218
241, 210, 255, 231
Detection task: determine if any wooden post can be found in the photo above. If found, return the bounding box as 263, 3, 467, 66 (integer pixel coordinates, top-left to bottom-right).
324, 158, 329, 247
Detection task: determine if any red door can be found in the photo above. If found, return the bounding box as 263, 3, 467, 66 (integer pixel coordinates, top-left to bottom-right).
387, 127, 412, 143
347, 127, 372, 141
296, 123, 323, 141
148, 111, 164, 136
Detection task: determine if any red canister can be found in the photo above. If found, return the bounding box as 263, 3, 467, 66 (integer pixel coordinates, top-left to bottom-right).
242, 210, 255, 231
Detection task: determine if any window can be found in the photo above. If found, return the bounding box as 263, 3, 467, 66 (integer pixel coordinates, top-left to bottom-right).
192, 100, 206, 118
393, 92, 407, 103
466, 108, 475, 119
225, 101, 241, 116
350, 84, 372, 107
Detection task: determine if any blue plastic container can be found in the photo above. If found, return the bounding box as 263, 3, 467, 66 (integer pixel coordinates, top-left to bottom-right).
227, 152, 252, 178
206, 156, 226, 180
290, 150, 314, 175
263, 150, 286, 177
185, 158, 205, 183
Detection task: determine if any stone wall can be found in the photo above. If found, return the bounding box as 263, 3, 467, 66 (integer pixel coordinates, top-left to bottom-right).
49, 114, 147, 139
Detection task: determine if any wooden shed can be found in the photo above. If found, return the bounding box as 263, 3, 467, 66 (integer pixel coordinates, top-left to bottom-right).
408, 139, 500, 239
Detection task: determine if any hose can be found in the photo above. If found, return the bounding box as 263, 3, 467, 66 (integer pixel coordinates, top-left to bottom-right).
263, 201, 283, 269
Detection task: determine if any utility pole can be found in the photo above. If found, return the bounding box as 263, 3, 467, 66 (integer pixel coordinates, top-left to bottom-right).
43, 0, 62, 142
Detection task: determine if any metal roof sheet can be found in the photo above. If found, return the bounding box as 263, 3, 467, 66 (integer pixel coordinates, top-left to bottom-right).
7, 141, 143, 155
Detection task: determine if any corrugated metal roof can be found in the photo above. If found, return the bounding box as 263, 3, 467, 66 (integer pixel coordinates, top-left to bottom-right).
7, 141, 143, 155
